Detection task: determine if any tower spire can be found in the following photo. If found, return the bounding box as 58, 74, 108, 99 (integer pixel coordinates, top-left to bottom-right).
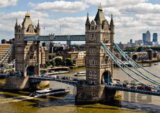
98, 3, 103, 11
85, 13, 90, 25
110, 14, 114, 33
16, 18, 18, 24
15, 18, 18, 28
110, 14, 114, 25
37, 19, 40, 28
25, 11, 30, 17
94, 4, 106, 24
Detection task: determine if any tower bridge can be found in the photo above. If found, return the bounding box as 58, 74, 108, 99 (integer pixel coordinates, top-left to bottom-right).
1, 5, 160, 104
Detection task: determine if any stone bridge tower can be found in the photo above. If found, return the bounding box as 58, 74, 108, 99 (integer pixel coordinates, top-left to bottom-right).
15, 13, 45, 77
76, 6, 115, 104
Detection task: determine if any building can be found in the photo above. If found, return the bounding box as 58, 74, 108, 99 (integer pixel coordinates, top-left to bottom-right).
135, 40, 143, 46
63, 51, 86, 67
0, 44, 12, 63
76, 5, 115, 103
15, 12, 46, 76
142, 33, 146, 44
153, 33, 158, 43
130, 39, 133, 44
146, 30, 151, 43
142, 31, 153, 46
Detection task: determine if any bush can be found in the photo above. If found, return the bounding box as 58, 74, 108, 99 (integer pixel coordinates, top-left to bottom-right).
50, 59, 55, 66
65, 58, 73, 66
55, 58, 63, 66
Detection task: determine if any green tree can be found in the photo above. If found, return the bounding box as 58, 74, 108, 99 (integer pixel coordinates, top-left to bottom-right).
46, 61, 51, 67
65, 58, 73, 66
50, 59, 55, 66
55, 58, 62, 66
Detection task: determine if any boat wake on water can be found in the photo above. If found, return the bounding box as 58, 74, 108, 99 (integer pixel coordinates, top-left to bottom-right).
0, 88, 71, 104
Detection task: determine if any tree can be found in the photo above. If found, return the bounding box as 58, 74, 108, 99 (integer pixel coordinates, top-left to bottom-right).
50, 59, 55, 66
46, 61, 51, 67
65, 58, 73, 66
55, 58, 62, 66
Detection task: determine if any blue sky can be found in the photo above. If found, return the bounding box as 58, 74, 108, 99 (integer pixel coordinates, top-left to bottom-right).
1, 0, 160, 43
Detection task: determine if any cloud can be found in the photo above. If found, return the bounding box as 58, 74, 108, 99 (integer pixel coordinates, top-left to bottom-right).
83, 0, 147, 7
37, 16, 86, 35
0, 10, 86, 40
121, 3, 160, 14
1, 0, 160, 44
0, 10, 49, 39
0, 0, 18, 8
29, 0, 89, 13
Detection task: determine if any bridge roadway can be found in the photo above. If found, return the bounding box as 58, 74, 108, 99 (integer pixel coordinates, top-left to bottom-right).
30, 76, 160, 96
106, 85, 160, 96
29, 76, 79, 86
24, 35, 85, 41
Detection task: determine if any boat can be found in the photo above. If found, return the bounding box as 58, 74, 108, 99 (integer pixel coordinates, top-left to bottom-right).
30, 88, 70, 97
47, 67, 70, 75
0, 73, 8, 78
74, 71, 86, 76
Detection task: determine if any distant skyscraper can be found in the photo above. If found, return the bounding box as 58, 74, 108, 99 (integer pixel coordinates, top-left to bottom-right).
130, 39, 133, 44
142, 33, 146, 44
153, 33, 158, 43
146, 30, 151, 42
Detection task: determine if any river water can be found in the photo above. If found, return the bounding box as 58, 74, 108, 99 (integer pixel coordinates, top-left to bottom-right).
0, 63, 160, 113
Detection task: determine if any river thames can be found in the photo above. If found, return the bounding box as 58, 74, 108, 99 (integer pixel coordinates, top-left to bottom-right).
0, 63, 160, 113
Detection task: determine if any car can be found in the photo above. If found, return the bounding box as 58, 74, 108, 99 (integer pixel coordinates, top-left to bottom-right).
111, 80, 117, 86
123, 80, 129, 87
115, 81, 123, 87
137, 83, 146, 90
157, 87, 160, 92
144, 86, 152, 91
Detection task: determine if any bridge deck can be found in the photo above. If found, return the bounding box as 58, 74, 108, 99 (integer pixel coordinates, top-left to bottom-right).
29, 76, 79, 86
29, 76, 160, 96
106, 85, 160, 96
24, 35, 85, 41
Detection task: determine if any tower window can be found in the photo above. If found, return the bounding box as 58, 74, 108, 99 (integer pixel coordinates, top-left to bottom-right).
91, 26, 94, 30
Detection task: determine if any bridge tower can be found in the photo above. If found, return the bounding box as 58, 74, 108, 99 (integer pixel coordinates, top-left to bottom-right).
76, 5, 116, 104
14, 12, 44, 77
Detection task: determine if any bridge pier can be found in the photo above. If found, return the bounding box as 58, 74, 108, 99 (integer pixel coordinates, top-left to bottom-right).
36, 41, 40, 76
2, 76, 50, 90
76, 85, 118, 104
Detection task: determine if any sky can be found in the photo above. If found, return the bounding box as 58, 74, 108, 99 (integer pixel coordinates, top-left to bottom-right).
0, 0, 160, 43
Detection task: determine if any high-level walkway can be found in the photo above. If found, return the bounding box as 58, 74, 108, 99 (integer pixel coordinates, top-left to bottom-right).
24, 35, 85, 41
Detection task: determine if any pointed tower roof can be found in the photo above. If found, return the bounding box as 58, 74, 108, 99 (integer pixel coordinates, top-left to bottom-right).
15, 18, 18, 26
110, 14, 114, 26
25, 12, 30, 17
37, 19, 40, 30
37, 20, 40, 27
85, 13, 90, 25
94, 4, 106, 24
22, 12, 33, 29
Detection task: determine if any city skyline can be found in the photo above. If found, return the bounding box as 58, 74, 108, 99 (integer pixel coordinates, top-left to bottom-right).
0, 0, 160, 43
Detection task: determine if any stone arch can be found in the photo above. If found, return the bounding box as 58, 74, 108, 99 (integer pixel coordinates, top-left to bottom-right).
27, 65, 35, 76
101, 71, 112, 84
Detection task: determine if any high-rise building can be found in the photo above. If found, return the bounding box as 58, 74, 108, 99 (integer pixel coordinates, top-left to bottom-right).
153, 33, 158, 43
146, 30, 151, 42
130, 39, 133, 44
142, 33, 146, 44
